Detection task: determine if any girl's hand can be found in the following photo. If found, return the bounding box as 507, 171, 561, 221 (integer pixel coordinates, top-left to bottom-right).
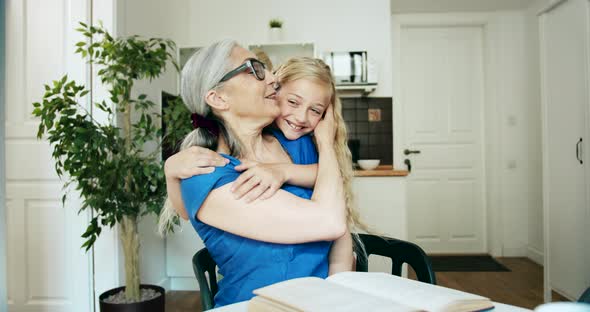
314, 105, 336, 147
232, 161, 286, 203
164, 146, 229, 180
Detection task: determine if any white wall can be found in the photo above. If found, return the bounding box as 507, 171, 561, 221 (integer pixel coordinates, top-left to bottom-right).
482, 10, 542, 258
494, 11, 542, 258
479, 11, 541, 258
122, 0, 393, 97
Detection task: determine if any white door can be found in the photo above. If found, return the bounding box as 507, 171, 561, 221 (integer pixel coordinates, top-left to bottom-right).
5, 0, 93, 311
540, 0, 590, 301
401, 25, 486, 253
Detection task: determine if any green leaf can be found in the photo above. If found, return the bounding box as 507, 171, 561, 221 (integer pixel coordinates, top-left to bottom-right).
34, 22, 182, 263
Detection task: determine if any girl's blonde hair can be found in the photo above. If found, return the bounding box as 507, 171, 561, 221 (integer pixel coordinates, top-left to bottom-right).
274, 57, 371, 257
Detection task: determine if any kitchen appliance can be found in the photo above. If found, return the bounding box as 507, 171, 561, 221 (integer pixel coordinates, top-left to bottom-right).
324, 51, 371, 84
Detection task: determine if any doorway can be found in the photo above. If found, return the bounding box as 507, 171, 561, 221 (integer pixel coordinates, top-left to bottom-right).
393, 17, 489, 254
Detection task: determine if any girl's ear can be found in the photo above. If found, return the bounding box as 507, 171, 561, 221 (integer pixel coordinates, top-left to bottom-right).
205, 90, 229, 111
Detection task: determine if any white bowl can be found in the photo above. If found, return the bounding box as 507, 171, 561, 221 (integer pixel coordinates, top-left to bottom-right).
357, 159, 380, 170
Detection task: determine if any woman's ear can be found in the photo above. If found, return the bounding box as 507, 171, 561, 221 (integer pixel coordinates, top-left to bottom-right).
205, 90, 229, 111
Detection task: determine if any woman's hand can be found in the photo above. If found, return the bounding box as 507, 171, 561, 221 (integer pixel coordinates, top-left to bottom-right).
164, 146, 229, 181
232, 160, 286, 203
314, 105, 336, 148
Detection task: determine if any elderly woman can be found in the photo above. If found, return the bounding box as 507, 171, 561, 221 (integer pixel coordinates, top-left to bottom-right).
159, 40, 347, 307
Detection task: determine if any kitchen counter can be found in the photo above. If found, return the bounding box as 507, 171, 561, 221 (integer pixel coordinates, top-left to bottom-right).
353, 165, 409, 177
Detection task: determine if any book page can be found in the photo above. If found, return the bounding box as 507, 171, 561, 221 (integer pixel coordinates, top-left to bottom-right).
327, 272, 493, 312
251, 276, 421, 312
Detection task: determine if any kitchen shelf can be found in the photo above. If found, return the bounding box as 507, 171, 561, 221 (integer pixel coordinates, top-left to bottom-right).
335, 83, 378, 96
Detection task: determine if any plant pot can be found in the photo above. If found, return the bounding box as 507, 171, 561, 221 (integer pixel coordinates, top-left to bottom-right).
99, 284, 165, 312
269, 27, 283, 42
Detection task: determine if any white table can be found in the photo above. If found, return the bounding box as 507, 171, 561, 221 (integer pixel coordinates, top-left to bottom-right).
211, 301, 533, 311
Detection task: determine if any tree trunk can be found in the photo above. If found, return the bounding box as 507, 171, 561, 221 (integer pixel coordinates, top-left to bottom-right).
119, 81, 141, 301
120, 215, 141, 301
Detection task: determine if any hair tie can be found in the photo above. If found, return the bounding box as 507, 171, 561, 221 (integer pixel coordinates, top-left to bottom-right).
191, 113, 219, 137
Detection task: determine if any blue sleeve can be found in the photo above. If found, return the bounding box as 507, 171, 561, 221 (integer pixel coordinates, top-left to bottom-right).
180, 163, 240, 222
269, 128, 318, 165
297, 134, 319, 165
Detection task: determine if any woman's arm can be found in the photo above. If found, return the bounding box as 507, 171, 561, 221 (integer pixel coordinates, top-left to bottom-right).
328, 229, 354, 275
164, 146, 229, 220
197, 106, 346, 244
197, 141, 346, 244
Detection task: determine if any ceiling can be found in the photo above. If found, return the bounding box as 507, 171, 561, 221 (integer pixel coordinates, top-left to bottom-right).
390, 0, 536, 13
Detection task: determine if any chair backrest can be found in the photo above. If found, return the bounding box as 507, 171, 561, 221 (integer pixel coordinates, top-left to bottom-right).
579, 287, 590, 303
355, 233, 437, 285
192, 248, 218, 311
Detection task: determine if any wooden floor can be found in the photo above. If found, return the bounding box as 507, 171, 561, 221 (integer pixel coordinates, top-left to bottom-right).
165, 257, 568, 311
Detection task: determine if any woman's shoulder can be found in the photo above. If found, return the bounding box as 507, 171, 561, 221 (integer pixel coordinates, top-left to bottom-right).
181, 154, 241, 189
180, 154, 241, 222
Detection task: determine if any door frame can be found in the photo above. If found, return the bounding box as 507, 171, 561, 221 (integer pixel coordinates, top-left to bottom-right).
391, 13, 501, 256
0, 0, 7, 309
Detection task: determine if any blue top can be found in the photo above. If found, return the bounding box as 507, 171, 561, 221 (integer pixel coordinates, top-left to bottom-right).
180, 129, 330, 307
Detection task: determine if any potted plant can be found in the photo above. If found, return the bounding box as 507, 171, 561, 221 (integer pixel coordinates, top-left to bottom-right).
32, 22, 182, 311
268, 18, 283, 42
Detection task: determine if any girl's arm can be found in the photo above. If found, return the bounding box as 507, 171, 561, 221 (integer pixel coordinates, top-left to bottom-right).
231, 162, 318, 202
197, 106, 346, 243
197, 138, 346, 244
328, 229, 355, 275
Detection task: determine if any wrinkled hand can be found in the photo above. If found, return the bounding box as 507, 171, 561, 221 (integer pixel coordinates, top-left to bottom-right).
313, 105, 336, 146
164, 146, 229, 180
232, 160, 286, 202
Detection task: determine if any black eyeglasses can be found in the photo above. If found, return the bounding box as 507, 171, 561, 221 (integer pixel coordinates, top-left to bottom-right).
219, 58, 266, 83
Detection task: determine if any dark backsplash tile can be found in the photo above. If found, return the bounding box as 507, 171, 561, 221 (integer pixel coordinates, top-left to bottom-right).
341, 97, 393, 165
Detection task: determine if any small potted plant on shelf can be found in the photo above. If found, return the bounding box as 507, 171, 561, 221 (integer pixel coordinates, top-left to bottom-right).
269, 18, 284, 42
32, 22, 182, 312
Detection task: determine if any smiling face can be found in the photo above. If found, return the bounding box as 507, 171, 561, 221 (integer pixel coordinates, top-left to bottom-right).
275, 78, 332, 140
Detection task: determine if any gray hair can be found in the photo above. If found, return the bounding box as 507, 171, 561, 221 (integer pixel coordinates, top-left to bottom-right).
158, 39, 244, 236
179, 39, 243, 156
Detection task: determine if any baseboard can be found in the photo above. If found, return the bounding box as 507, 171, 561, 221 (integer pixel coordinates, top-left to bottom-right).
526, 246, 544, 266
552, 285, 577, 301
502, 246, 527, 257
170, 277, 199, 291
157, 277, 171, 291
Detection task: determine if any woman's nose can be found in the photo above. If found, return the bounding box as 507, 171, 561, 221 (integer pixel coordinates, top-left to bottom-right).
265, 69, 277, 87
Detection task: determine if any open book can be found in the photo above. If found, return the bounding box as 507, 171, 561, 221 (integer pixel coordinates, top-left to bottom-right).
248, 272, 494, 312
